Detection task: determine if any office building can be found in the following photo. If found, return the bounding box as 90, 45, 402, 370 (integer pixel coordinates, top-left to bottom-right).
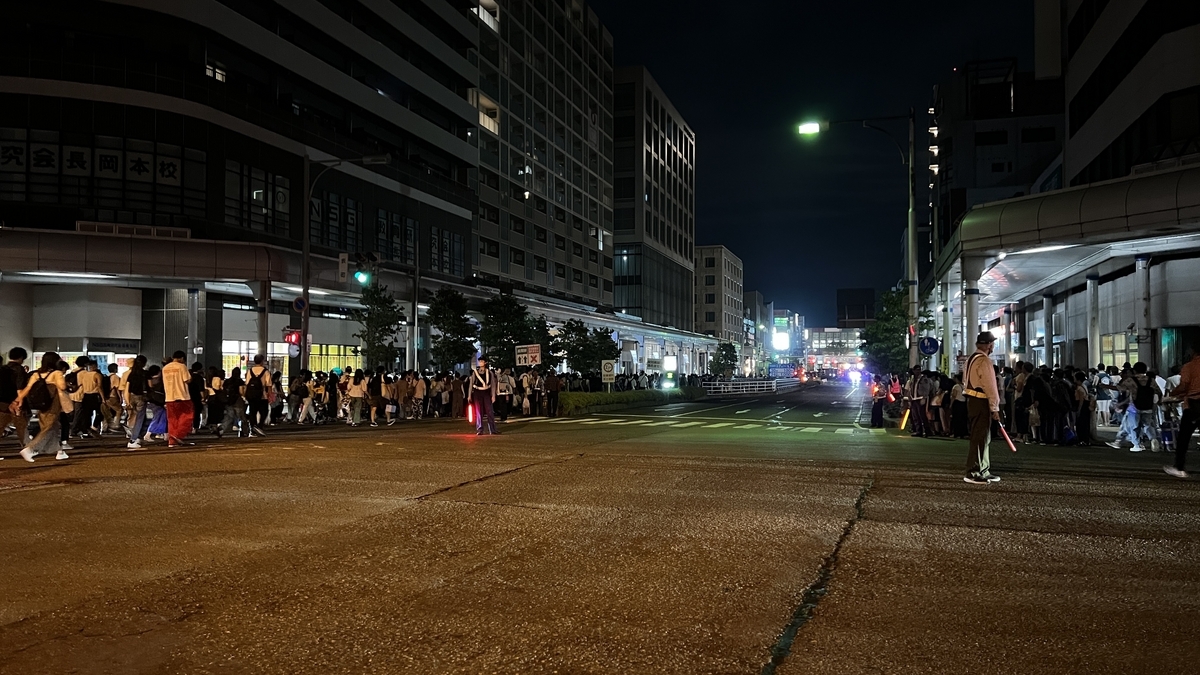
694, 245, 742, 344
743, 291, 773, 376
0, 0, 479, 372
929, 59, 1065, 257
471, 0, 616, 306
611, 66, 696, 330
927, 1, 1200, 372
804, 327, 865, 374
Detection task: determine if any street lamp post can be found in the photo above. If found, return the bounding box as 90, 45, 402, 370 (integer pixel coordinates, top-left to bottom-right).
300, 153, 390, 372
798, 110, 920, 368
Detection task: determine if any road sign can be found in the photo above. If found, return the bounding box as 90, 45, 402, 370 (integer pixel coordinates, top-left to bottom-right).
288, 343, 300, 358
337, 253, 349, 283
292, 296, 308, 313
601, 360, 616, 383
645, 357, 663, 371
918, 336, 940, 356
768, 363, 795, 379
515, 344, 542, 367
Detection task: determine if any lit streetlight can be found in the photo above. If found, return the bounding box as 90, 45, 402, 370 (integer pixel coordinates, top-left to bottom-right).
795, 111, 920, 368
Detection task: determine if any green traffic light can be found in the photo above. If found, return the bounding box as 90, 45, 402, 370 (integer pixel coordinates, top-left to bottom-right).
354, 270, 370, 284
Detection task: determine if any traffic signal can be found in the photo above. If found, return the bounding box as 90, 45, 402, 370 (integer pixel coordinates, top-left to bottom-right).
354, 267, 370, 285
283, 329, 301, 345
353, 252, 380, 286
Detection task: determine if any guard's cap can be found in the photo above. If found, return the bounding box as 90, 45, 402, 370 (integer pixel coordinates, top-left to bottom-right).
976, 331, 997, 345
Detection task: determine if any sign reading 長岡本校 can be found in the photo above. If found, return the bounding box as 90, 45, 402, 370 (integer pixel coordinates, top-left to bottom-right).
515, 344, 542, 367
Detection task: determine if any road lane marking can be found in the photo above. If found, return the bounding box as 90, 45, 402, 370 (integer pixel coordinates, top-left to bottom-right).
870, 428, 886, 434
672, 400, 757, 418
733, 424, 762, 429
582, 419, 620, 425
703, 422, 735, 428
835, 428, 855, 434
642, 421, 681, 426
735, 409, 750, 414
551, 418, 596, 424
610, 420, 650, 426
672, 422, 705, 428
763, 405, 795, 420
799, 428, 821, 433
767, 426, 788, 431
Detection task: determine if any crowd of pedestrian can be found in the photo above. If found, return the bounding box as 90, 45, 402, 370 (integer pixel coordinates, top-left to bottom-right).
1, 348, 611, 462
885, 333, 1200, 481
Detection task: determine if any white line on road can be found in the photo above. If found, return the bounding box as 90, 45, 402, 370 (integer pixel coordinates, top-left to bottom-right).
733, 424, 762, 429
704, 423, 735, 428
641, 421, 681, 427
582, 419, 620, 425
835, 428, 855, 434
609, 420, 650, 426
763, 406, 795, 420
551, 418, 595, 424
799, 428, 822, 433
672, 400, 757, 418
843, 386, 860, 399
672, 422, 705, 428
735, 409, 750, 414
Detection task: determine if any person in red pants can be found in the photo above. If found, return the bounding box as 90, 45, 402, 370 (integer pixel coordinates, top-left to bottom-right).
162, 351, 194, 447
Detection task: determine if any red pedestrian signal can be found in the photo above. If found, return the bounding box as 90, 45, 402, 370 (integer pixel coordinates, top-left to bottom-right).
283, 329, 301, 345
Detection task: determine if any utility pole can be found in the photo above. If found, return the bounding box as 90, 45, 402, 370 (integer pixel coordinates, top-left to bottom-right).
906, 108, 919, 368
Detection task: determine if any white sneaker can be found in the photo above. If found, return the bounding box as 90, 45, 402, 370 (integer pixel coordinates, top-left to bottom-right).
19, 447, 36, 462
126, 441, 141, 450
1130, 446, 1144, 453
1106, 441, 1123, 449
1163, 465, 1188, 479
60, 441, 74, 451
56, 450, 69, 460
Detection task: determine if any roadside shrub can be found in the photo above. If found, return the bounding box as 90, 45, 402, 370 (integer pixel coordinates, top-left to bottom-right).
558, 387, 706, 416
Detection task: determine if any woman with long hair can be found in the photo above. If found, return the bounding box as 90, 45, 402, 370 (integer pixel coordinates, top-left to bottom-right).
347, 369, 368, 426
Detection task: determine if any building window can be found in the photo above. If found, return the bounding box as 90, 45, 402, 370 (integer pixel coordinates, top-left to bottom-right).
704, 256, 715, 268
589, 274, 599, 288
573, 268, 583, 282
510, 248, 526, 266
705, 311, 716, 322
589, 249, 599, 263
704, 274, 715, 286
535, 256, 547, 272
704, 293, 715, 304
536, 227, 547, 242
511, 217, 526, 235
225, 160, 290, 237
480, 237, 500, 258
573, 242, 583, 257
555, 263, 566, 278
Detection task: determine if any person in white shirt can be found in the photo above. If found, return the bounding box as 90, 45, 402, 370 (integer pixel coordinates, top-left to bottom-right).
963, 332, 1002, 484
10, 351, 72, 462
162, 351, 194, 447
70, 357, 103, 438
471, 356, 499, 435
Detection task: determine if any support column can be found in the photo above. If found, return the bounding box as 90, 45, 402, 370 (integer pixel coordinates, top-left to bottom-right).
186, 288, 199, 363
998, 307, 1011, 365
1042, 293, 1055, 366
250, 280, 272, 360
1136, 255, 1153, 366
941, 281, 952, 373
1061, 291, 1072, 365
1087, 274, 1101, 368
1026, 301, 1039, 366
961, 256, 986, 365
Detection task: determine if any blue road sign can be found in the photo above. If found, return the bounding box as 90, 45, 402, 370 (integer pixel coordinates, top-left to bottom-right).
918, 336, 940, 356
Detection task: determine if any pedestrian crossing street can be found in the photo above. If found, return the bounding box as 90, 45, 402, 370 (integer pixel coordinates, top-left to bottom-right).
522, 417, 887, 435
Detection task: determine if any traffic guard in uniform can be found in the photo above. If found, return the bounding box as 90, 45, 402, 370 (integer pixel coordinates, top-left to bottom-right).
471, 356, 499, 436
963, 331, 1001, 484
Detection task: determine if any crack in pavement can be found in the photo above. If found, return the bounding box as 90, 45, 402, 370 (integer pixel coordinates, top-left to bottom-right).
414, 452, 584, 501
761, 476, 875, 675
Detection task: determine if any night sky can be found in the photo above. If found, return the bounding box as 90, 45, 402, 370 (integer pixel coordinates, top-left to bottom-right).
588, 0, 1035, 325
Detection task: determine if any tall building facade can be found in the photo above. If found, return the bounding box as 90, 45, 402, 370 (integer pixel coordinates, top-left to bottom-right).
743, 290, 773, 376
926, 1, 1200, 373
472, 0, 616, 306
929, 59, 1064, 256
611, 66, 696, 330
0, 0, 478, 372
694, 245, 743, 343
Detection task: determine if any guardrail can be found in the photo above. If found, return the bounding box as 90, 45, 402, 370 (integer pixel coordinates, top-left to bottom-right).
702, 379, 801, 396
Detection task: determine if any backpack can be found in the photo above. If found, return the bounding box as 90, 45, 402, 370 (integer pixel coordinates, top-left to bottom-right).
245, 368, 266, 401
223, 377, 243, 405
64, 369, 79, 394
1133, 379, 1156, 410
26, 373, 56, 412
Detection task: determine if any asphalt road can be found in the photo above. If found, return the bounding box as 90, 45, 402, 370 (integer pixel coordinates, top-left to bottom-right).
1, 382, 1197, 674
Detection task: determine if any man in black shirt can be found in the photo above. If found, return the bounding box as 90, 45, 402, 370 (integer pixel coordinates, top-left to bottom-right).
0, 347, 30, 452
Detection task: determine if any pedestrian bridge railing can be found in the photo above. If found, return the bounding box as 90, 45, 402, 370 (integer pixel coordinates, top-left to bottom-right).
702, 379, 801, 396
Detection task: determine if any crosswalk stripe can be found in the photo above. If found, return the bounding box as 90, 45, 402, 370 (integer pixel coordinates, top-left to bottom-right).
641, 421, 680, 426
799, 427, 821, 433
704, 422, 735, 428
582, 419, 619, 425
869, 428, 886, 435
551, 418, 595, 424
672, 422, 704, 428
609, 419, 650, 426
835, 428, 854, 434
733, 424, 762, 429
